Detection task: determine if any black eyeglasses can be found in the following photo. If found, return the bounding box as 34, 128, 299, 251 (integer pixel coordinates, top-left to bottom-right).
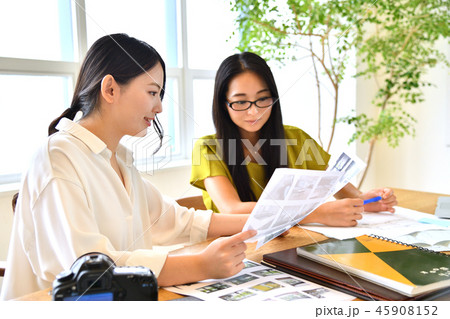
226, 97, 275, 111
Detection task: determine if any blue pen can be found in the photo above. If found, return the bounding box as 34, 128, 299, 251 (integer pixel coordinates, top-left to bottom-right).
363, 196, 382, 205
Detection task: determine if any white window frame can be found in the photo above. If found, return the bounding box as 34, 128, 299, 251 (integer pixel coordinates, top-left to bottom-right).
0, 0, 222, 185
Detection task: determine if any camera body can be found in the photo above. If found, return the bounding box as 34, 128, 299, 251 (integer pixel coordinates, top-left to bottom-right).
52, 253, 158, 301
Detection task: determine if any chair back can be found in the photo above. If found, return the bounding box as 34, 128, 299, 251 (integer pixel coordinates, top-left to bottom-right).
0, 261, 5, 277
175, 195, 206, 210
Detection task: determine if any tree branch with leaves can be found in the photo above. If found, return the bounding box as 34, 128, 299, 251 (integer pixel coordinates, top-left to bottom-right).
231, 0, 449, 186
340, 0, 449, 187
231, 0, 360, 153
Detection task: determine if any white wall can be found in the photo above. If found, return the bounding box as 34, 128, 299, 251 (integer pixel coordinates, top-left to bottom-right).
356, 39, 450, 195
0, 190, 15, 260
0, 189, 17, 290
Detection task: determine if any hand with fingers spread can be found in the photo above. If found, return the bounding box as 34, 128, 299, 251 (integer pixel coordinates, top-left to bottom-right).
200, 229, 257, 279
301, 198, 364, 227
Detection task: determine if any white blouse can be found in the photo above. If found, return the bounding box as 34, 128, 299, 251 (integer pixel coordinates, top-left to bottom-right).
1, 118, 212, 300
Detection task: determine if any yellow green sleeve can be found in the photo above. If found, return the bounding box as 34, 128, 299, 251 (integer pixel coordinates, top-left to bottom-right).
284, 125, 330, 170
190, 135, 233, 191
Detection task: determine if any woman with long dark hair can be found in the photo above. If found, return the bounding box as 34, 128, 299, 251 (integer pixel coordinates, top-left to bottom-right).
1, 34, 254, 300
191, 52, 397, 225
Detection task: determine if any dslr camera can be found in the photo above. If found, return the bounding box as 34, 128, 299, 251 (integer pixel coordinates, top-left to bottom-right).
52, 252, 158, 301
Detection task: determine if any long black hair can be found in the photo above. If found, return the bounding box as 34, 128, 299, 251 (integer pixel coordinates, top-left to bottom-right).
48, 33, 166, 151
212, 52, 286, 202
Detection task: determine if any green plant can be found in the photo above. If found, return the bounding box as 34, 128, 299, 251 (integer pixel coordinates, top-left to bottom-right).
340, 0, 449, 186
231, 0, 449, 186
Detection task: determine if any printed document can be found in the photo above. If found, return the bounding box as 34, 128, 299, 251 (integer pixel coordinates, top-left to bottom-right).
243, 152, 365, 248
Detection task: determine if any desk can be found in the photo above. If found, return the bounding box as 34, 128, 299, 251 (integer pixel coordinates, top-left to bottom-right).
16, 188, 449, 301
390, 187, 448, 214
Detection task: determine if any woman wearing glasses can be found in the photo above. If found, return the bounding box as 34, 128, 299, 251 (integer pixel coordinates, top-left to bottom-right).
190, 52, 397, 226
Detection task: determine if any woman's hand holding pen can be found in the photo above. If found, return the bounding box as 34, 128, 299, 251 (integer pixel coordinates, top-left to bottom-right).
199, 229, 257, 279
302, 198, 365, 227
360, 188, 398, 213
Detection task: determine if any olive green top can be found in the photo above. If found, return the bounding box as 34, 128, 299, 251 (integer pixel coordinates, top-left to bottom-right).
190, 125, 330, 212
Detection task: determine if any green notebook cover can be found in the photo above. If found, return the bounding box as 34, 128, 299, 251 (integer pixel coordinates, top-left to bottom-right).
296, 234, 450, 297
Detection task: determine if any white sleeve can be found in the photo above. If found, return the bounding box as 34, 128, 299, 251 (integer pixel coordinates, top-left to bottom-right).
141, 178, 212, 246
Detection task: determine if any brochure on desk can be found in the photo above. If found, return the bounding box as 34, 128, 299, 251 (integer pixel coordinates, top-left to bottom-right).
243, 152, 365, 248
164, 260, 354, 301
300, 206, 450, 251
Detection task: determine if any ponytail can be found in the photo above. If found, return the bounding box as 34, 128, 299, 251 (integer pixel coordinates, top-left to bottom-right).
48, 106, 80, 136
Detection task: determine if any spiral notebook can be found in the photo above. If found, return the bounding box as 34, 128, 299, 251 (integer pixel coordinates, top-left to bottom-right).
262, 248, 450, 300
295, 234, 450, 297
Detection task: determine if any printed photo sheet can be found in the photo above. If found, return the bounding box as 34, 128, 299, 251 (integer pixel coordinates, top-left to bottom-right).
164, 260, 354, 301
327, 152, 366, 194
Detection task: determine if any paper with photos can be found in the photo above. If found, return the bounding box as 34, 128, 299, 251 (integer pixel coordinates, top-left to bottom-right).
328, 152, 366, 195
243, 152, 365, 248
164, 260, 353, 301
